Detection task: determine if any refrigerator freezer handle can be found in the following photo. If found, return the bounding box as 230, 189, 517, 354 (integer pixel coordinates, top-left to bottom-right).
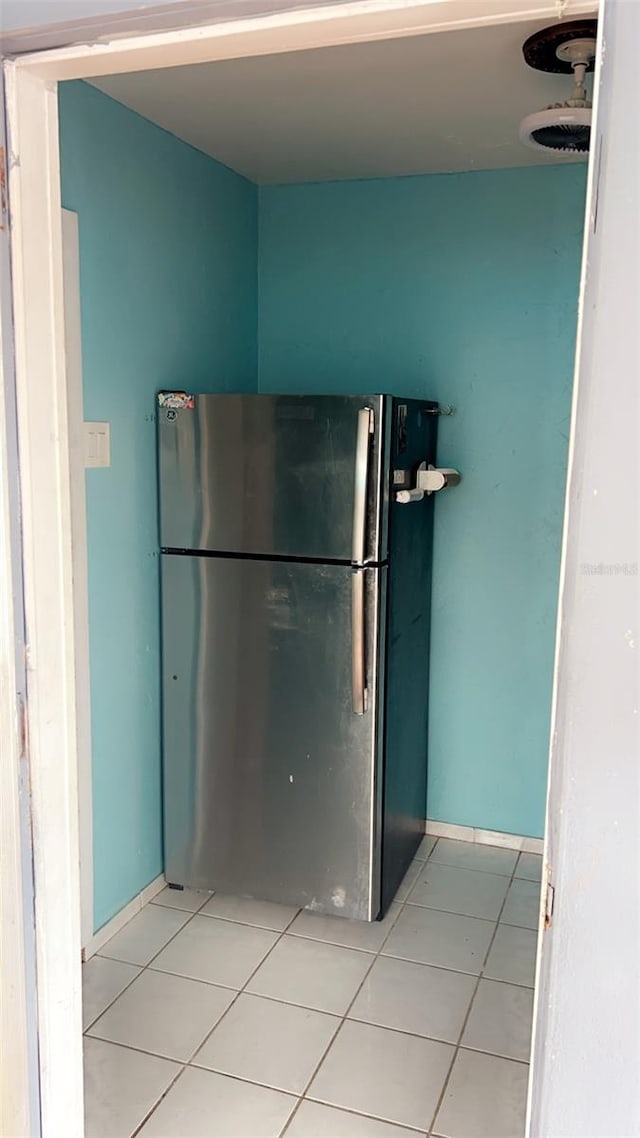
352, 407, 374, 564
352, 569, 367, 715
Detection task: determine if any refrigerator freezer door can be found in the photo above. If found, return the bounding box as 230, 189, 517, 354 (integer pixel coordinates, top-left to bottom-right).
158, 393, 389, 563
162, 553, 386, 920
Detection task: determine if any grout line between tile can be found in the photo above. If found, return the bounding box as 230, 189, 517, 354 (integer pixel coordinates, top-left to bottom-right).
128, 1061, 300, 1138
85, 891, 222, 1136
128, 1063, 196, 1138
87, 890, 278, 1136
278, 895, 407, 1137
82, 965, 144, 1034
427, 861, 517, 877
87, 888, 215, 1030
146, 902, 208, 915
452, 1042, 531, 1067
424, 848, 530, 1138
84, 1032, 187, 1066
127, 903, 304, 1138
293, 1101, 430, 1137
279, 842, 477, 1138
404, 900, 505, 921
183, 906, 304, 1057
292, 1099, 429, 1137
86, 840, 539, 1138
86, 991, 531, 1084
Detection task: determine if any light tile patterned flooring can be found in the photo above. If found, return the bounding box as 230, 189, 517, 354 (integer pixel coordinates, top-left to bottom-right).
83, 837, 542, 1138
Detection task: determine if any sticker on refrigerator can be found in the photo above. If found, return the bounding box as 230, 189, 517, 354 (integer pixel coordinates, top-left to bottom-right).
158, 391, 195, 410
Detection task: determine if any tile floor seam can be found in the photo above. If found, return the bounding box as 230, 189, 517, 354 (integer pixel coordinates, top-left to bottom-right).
404, 901, 501, 922
151, 887, 214, 916
84, 899, 216, 1127
378, 949, 490, 978
85, 837, 537, 1138
88, 903, 209, 1040
147, 902, 297, 989
425, 851, 528, 1137
341, 1012, 469, 1049
87, 897, 296, 1136
84, 1032, 189, 1066
143, 964, 241, 991
191, 986, 359, 1019
279, 871, 416, 1137
194, 894, 301, 930
344, 956, 534, 992
288, 843, 447, 1135
454, 1044, 531, 1069
182, 1056, 309, 1101
127, 1060, 188, 1138
128, 904, 304, 1137
187, 1057, 313, 1098
96, 899, 202, 971
303, 1094, 430, 1135
87, 893, 217, 1030
179, 906, 303, 1074
375, 835, 472, 1136
82, 965, 144, 1034
87, 982, 535, 1072
284, 930, 396, 949
86, 1030, 205, 1138
195, 913, 295, 931
146, 1060, 304, 1103
86, 995, 535, 1075
420, 863, 516, 878
286, 1100, 430, 1137
85, 975, 234, 1066
403, 840, 443, 904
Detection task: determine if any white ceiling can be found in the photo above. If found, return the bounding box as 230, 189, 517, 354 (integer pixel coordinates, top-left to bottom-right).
90, 15, 596, 185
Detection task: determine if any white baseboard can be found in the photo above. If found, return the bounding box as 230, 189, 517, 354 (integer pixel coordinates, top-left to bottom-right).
82, 874, 165, 962
426, 820, 544, 855
82, 824, 543, 962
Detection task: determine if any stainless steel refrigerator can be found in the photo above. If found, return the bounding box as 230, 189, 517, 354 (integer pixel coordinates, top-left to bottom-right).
158, 393, 437, 921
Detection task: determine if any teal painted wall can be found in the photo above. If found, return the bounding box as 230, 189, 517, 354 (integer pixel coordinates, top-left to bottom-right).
258, 165, 587, 838
59, 81, 258, 930
60, 80, 585, 924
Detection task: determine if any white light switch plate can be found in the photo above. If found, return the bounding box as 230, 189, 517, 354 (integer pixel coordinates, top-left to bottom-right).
84, 421, 110, 468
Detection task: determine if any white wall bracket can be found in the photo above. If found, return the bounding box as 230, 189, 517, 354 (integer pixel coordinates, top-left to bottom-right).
395, 462, 461, 503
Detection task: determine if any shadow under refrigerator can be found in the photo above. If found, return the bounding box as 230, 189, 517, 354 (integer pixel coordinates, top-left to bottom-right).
158, 393, 437, 921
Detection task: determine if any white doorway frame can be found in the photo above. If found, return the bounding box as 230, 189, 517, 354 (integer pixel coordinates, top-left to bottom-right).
61, 207, 95, 950
2, 0, 599, 1132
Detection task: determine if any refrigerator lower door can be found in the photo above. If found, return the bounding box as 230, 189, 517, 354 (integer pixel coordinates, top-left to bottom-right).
162, 554, 386, 921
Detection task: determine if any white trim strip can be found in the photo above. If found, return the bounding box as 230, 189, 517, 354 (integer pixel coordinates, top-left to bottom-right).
62, 208, 94, 952
82, 875, 165, 961
0, 180, 33, 1138
5, 61, 84, 1136
16, 0, 596, 82
426, 819, 544, 854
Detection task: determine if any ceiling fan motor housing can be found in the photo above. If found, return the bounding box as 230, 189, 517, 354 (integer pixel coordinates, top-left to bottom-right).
520, 20, 597, 155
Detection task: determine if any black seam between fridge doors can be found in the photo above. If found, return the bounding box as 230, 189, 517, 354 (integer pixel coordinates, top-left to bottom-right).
160, 547, 389, 569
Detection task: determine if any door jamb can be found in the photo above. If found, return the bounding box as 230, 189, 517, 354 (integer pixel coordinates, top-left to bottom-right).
62, 207, 94, 949
2, 0, 597, 1131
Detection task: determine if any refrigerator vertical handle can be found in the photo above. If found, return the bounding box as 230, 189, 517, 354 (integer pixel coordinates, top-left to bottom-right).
352, 569, 367, 715
352, 407, 373, 565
